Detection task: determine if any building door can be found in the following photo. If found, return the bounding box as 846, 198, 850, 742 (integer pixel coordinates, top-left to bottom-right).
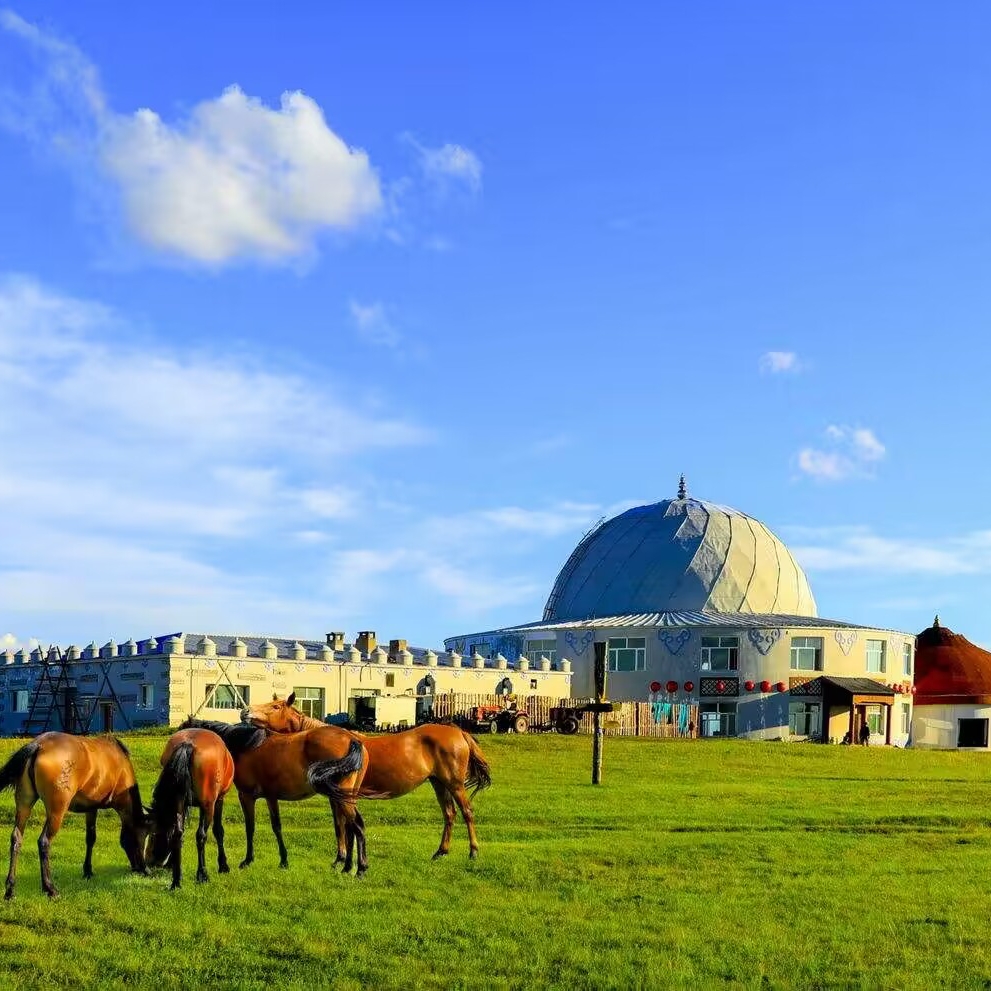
100, 701, 114, 733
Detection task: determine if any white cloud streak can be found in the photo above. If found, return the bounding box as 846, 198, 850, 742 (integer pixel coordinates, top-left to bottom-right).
403, 133, 482, 193
349, 300, 401, 349
759, 351, 802, 374
796, 425, 886, 482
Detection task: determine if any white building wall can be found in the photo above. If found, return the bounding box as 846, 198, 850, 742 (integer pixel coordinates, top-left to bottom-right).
912, 703, 991, 750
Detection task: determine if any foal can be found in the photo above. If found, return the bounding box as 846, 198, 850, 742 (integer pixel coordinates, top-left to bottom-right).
145, 728, 235, 889
0, 732, 148, 899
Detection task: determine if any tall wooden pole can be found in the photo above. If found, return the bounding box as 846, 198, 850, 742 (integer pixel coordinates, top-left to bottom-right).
592, 641, 606, 785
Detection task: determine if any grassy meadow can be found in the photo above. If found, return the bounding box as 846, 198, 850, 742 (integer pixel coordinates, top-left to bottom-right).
0, 733, 990, 990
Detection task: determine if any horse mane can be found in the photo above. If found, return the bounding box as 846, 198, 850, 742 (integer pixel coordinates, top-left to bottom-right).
147, 741, 194, 833
112, 736, 131, 757
179, 717, 266, 757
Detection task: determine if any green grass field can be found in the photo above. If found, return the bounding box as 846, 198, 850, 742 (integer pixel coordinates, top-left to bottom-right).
0, 734, 989, 990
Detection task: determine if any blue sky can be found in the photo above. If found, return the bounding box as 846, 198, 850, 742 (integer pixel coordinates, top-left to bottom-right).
2, 4, 990, 652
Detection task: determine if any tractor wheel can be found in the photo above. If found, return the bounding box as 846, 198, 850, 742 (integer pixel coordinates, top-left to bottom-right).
486, 719, 499, 734
560, 715, 580, 735
512, 713, 529, 735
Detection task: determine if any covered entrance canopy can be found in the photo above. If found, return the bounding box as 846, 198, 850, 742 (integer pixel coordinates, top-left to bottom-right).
801, 676, 896, 744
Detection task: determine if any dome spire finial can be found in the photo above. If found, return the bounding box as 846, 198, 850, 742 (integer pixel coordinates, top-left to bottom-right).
677, 475, 687, 500
934, 613, 940, 628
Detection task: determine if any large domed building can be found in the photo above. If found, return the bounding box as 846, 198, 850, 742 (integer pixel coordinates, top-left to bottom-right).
446, 480, 916, 744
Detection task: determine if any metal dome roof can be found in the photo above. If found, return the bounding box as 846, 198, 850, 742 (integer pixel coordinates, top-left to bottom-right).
542, 489, 817, 622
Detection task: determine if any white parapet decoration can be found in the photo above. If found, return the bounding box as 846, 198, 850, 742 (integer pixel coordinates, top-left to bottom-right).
447, 650, 462, 668
261, 640, 277, 660
559, 659, 572, 673
320, 644, 333, 662
472, 651, 485, 670
123, 639, 137, 657
346, 645, 361, 665
1, 649, 13, 665
517, 655, 529, 671
292, 642, 306, 662
30, 646, 44, 663
15, 648, 28, 664
399, 648, 414, 667
424, 650, 438, 667
232, 639, 247, 659
495, 653, 508, 670
66, 645, 80, 661
165, 636, 184, 656
198, 636, 217, 657
539, 656, 551, 672
371, 646, 388, 665
84, 642, 99, 660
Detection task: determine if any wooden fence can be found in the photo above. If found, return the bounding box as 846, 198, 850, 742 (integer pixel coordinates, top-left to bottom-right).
428, 692, 698, 739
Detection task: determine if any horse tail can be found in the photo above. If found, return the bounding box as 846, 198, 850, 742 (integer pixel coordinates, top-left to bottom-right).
307, 739, 365, 804
462, 731, 492, 796
0, 740, 40, 793
149, 742, 196, 830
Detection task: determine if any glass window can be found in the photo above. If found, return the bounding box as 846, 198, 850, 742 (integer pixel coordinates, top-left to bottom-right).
12, 690, 29, 713
607, 637, 646, 672
903, 643, 913, 677
699, 703, 736, 737
139, 684, 154, 709
293, 687, 325, 720
385, 673, 395, 688
205, 684, 250, 709
790, 636, 823, 671
700, 636, 739, 670
959, 718, 989, 748
901, 703, 911, 735
865, 705, 884, 735
866, 640, 886, 674
789, 702, 821, 738
525, 639, 557, 664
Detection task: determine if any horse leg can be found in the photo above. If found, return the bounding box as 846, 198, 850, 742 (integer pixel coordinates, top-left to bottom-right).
330, 800, 347, 868
38, 808, 66, 898
169, 811, 184, 891
83, 809, 97, 879
352, 808, 368, 877
266, 797, 289, 869
194, 804, 211, 883
213, 796, 229, 873
429, 779, 457, 860
238, 792, 256, 870
4, 796, 34, 900
449, 784, 480, 860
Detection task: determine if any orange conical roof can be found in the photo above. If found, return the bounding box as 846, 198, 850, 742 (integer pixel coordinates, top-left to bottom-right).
915, 618, 991, 705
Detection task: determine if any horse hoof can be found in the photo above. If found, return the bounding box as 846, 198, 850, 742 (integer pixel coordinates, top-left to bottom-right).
279, 861, 289, 870
83, 871, 94, 880
196, 873, 209, 884
218, 863, 230, 874
432, 850, 449, 860
238, 859, 252, 870
469, 850, 479, 860
170, 883, 181, 892
45, 888, 59, 899
3, 888, 13, 901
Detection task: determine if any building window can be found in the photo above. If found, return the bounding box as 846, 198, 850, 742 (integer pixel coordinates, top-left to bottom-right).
958, 718, 989, 748
699, 703, 736, 738
529, 679, 538, 690
903, 643, 912, 677
293, 687, 324, 720
525, 639, 557, 664
700, 636, 739, 671
385, 673, 395, 688
865, 705, 884, 736
139, 684, 154, 709
205, 684, 250, 709
901, 703, 911, 735
607, 637, 646, 672
11, 690, 28, 713
789, 702, 821, 738
790, 636, 823, 671
866, 640, 886, 674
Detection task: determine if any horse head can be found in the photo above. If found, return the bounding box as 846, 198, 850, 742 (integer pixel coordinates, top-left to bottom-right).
241, 692, 301, 732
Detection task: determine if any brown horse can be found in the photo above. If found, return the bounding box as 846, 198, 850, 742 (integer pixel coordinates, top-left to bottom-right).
0, 732, 149, 899
145, 728, 235, 889
242, 694, 492, 869
179, 718, 371, 873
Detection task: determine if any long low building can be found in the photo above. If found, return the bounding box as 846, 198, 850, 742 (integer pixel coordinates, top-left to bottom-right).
0, 631, 572, 736
446, 481, 917, 744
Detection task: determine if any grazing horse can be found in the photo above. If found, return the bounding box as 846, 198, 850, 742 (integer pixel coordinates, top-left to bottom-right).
243, 694, 492, 869
145, 728, 235, 889
0, 732, 149, 899
179, 718, 371, 873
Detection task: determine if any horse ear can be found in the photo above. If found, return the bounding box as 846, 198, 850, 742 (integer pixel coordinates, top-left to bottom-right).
272, 693, 278, 701
286, 692, 296, 707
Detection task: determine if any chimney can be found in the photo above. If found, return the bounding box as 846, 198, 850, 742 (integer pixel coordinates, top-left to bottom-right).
356, 631, 377, 655
388, 638, 408, 660
326, 632, 345, 651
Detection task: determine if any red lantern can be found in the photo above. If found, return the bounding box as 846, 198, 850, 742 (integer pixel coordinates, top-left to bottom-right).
649, 680, 661, 693
716, 679, 726, 692
760, 680, 772, 693
744, 680, 755, 692
911, 685, 917, 694
776, 681, 787, 692
665, 680, 678, 694
684, 681, 694, 693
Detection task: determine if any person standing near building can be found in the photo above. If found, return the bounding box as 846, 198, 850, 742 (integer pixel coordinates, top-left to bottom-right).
859, 719, 871, 746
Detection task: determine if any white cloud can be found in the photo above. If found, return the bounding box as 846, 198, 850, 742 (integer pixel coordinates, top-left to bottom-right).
349, 300, 401, 349
1, 13, 382, 264
404, 133, 482, 193
759, 351, 802, 374
796, 425, 886, 482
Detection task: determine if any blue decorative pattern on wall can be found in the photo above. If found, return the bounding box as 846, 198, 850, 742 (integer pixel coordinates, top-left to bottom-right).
747, 628, 781, 656
564, 631, 594, 656
658, 629, 692, 655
